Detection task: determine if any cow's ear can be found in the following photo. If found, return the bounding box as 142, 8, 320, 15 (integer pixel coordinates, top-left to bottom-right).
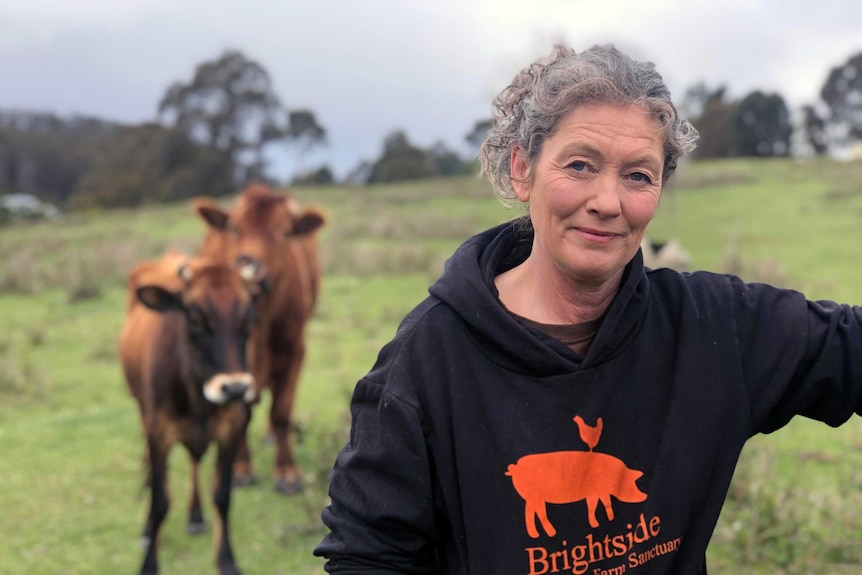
290, 209, 326, 236
136, 285, 183, 312
195, 199, 230, 231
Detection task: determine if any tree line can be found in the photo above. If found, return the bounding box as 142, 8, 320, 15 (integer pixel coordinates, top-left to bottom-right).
1, 49, 861, 211
690, 52, 862, 158
0, 50, 327, 210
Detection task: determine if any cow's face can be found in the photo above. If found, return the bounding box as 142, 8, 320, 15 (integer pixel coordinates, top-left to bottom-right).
136, 261, 259, 405
196, 187, 325, 278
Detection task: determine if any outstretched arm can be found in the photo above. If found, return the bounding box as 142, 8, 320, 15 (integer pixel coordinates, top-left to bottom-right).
734, 277, 862, 433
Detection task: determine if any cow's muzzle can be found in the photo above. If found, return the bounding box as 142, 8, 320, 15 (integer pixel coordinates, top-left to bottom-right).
203, 373, 256, 404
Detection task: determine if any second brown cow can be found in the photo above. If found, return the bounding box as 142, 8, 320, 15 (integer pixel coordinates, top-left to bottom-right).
196, 184, 325, 494
120, 252, 260, 574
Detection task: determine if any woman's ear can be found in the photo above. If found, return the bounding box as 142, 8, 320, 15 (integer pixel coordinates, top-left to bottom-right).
510, 149, 531, 202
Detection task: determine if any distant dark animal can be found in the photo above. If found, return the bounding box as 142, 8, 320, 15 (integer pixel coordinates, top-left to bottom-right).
196, 183, 325, 494
120, 251, 260, 575
641, 237, 690, 271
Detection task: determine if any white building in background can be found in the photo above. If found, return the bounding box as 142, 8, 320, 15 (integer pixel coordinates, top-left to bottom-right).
0, 193, 62, 221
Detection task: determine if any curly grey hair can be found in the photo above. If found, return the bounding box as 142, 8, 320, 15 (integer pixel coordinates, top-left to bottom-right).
480, 44, 699, 205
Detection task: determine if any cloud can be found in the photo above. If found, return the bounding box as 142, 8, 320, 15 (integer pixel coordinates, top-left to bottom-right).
0, 0, 860, 178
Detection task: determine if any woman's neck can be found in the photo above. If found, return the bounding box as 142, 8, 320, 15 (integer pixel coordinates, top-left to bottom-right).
495, 256, 623, 325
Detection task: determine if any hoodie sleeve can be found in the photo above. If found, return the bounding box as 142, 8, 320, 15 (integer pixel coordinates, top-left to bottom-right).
733, 276, 862, 434
314, 376, 437, 574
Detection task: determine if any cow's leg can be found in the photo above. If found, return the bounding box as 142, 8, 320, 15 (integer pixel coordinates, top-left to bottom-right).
138, 415, 152, 488
269, 339, 305, 495
232, 340, 269, 487
140, 436, 170, 575
261, 419, 274, 445
142, 448, 151, 487
231, 434, 256, 487
186, 458, 206, 535
213, 431, 243, 575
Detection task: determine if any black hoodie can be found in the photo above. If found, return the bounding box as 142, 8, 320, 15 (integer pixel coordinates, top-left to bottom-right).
316, 221, 862, 574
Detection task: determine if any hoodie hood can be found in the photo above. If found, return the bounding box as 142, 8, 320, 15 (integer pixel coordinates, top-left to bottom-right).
428, 220, 650, 377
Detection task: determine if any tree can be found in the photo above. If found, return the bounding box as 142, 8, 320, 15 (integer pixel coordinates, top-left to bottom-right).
284, 109, 327, 177
158, 49, 306, 184
801, 105, 829, 156
344, 160, 373, 185
369, 130, 436, 183
69, 123, 233, 209
0, 112, 103, 205
292, 165, 334, 186
689, 86, 739, 158
286, 110, 326, 151
464, 118, 494, 155
679, 82, 715, 122
820, 51, 862, 142
429, 141, 468, 176
734, 91, 792, 157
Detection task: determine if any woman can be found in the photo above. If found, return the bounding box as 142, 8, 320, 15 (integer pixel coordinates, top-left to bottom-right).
315, 45, 862, 574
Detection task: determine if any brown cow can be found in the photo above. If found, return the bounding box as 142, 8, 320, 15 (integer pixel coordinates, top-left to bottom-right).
120, 252, 259, 575
195, 184, 325, 494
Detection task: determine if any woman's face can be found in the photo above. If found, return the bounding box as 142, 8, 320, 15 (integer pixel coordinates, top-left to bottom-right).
511, 102, 665, 287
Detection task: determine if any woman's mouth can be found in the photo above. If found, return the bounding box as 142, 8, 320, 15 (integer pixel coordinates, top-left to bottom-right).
575, 227, 621, 244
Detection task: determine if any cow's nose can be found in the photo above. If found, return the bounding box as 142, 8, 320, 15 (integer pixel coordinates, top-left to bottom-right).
222, 382, 250, 401
236, 254, 258, 269
237, 255, 269, 294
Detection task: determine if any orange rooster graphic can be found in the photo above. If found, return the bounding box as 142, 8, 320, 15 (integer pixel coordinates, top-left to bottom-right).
573, 415, 603, 451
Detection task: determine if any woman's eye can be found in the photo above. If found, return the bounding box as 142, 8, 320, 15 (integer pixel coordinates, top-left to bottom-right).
630, 172, 652, 183
568, 161, 588, 172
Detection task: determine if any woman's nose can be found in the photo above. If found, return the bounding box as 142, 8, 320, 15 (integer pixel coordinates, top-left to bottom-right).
585, 175, 622, 217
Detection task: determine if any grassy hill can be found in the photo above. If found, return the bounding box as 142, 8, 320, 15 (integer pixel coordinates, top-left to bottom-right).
1, 157, 862, 574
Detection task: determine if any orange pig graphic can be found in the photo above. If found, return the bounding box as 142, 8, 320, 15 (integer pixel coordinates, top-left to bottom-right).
505, 416, 647, 538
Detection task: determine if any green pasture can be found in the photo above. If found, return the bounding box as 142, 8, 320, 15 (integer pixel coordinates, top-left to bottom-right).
2, 157, 862, 574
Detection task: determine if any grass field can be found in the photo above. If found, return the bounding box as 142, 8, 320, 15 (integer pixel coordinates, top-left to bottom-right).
2, 157, 862, 574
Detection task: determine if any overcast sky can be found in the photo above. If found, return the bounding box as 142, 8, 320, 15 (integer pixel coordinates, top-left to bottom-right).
1, 0, 860, 180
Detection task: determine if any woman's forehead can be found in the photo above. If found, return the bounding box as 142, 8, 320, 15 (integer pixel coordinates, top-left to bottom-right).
544, 103, 665, 157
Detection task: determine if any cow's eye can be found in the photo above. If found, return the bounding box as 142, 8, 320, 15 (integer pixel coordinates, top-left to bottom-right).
186, 308, 210, 334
